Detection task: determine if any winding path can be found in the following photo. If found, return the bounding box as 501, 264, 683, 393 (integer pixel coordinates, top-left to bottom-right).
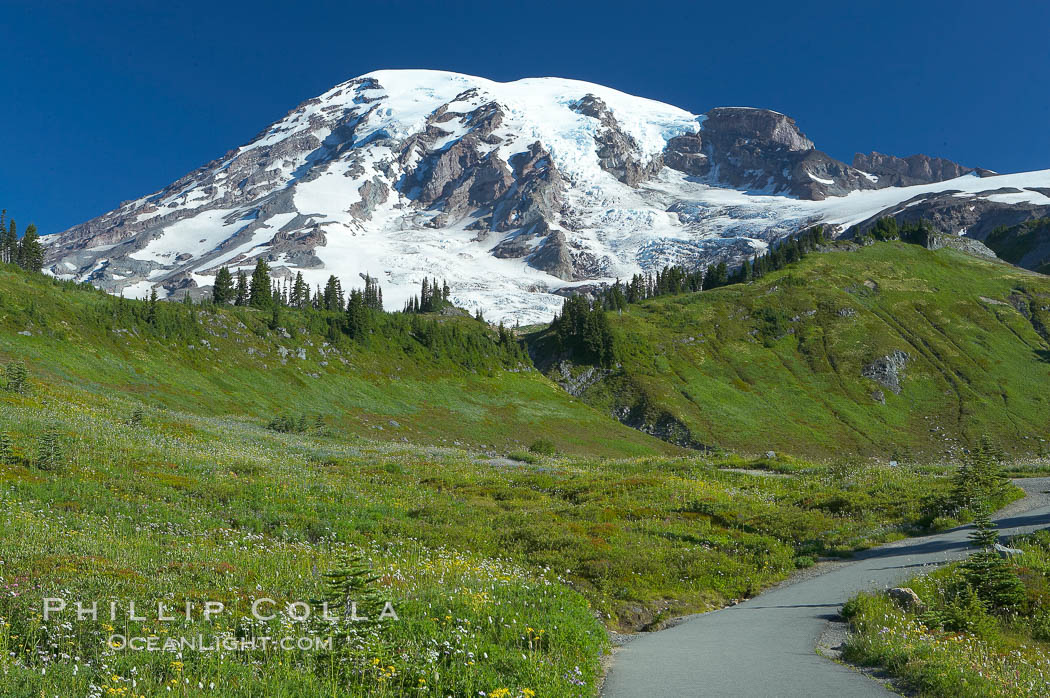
602, 478, 1050, 697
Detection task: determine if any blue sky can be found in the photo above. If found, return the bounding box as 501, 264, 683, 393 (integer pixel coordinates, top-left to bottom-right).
2, 0, 1048, 234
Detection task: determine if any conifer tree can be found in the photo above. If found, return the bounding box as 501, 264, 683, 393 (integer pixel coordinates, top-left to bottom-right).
0, 430, 13, 465
362, 274, 383, 311
420, 278, 430, 312
35, 425, 63, 471
319, 550, 387, 634
212, 266, 235, 304
346, 288, 368, 339
16, 224, 43, 272
961, 504, 1026, 610
4, 361, 27, 394
249, 259, 272, 309
146, 287, 159, 325
968, 504, 999, 550
291, 272, 308, 308
322, 275, 343, 311
234, 272, 248, 305
1, 215, 16, 264
2, 219, 15, 265
952, 437, 1010, 512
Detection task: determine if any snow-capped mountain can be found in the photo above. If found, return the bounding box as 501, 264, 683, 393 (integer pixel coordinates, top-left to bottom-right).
46, 69, 1050, 323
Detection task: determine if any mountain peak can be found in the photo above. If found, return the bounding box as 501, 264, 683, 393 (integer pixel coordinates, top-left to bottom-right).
44, 70, 1050, 323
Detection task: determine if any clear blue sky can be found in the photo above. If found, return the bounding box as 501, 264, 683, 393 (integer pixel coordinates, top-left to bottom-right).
3, 0, 1049, 234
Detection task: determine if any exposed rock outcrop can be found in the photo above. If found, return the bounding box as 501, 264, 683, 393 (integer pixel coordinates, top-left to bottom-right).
663, 132, 707, 176
850, 192, 1050, 258
853, 152, 993, 187
923, 232, 999, 260
571, 94, 662, 186
862, 351, 910, 394
680, 107, 879, 200
887, 587, 925, 613
703, 107, 815, 152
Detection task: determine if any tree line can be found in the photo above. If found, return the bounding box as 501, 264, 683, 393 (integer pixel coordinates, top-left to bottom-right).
546, 226, 830, 366
549, 295, 616, 367
0, 209, 44, 273
96, 257, 525, 370
403, 277, 452, 314
596, 225, 828, 312
210, 260, 384, 313
850, 217, 932, 246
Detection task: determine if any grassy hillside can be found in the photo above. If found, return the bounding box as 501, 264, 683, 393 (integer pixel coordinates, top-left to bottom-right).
0, 363, 965, 696
0, 266, 673, 458
537, 243, 1050, 458
0, 260, 991, 696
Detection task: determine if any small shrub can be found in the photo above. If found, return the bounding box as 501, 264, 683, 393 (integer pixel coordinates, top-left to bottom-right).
921, 581, 998, 636
508, 451, 540, 464
267, 414, 305, 433
840, 593, 870, 621
0, 431, 14, 465
928, 516, 960, 533
3, 361, 27, 394
127, 407, 145, 426
528, 438, 556, 456
35, 425, 63, 471
1031, 611, 1050, 641
794, 555, 815, 569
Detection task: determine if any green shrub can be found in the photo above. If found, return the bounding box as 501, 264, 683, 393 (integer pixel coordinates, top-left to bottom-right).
921, 581, 998, 635
3, 360, 27, 393
267, 414, 311, 434
127, 406, 145, 426
528, 438, 556, 455
0, 430, 13, 465
928, 516, 959, 533
35, 425, 63, 471
1031, 611, 1050, 641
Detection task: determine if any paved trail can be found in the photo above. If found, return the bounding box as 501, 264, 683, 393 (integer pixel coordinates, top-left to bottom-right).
602, 478, 1050, 698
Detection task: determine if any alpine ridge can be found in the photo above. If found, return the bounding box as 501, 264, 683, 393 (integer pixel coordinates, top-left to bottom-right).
45, 69, 1050, 323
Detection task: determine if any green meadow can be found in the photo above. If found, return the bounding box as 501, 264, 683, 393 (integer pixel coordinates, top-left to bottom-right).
0, 240, 1047, 695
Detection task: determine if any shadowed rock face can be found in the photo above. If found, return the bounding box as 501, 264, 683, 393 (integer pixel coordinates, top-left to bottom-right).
663, 109, 993, 202
408, 99, 514, 221
703, 107, 815, 152
666, 107, 880, 201
853, 152, 993, 187
663, 133, 707, 176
